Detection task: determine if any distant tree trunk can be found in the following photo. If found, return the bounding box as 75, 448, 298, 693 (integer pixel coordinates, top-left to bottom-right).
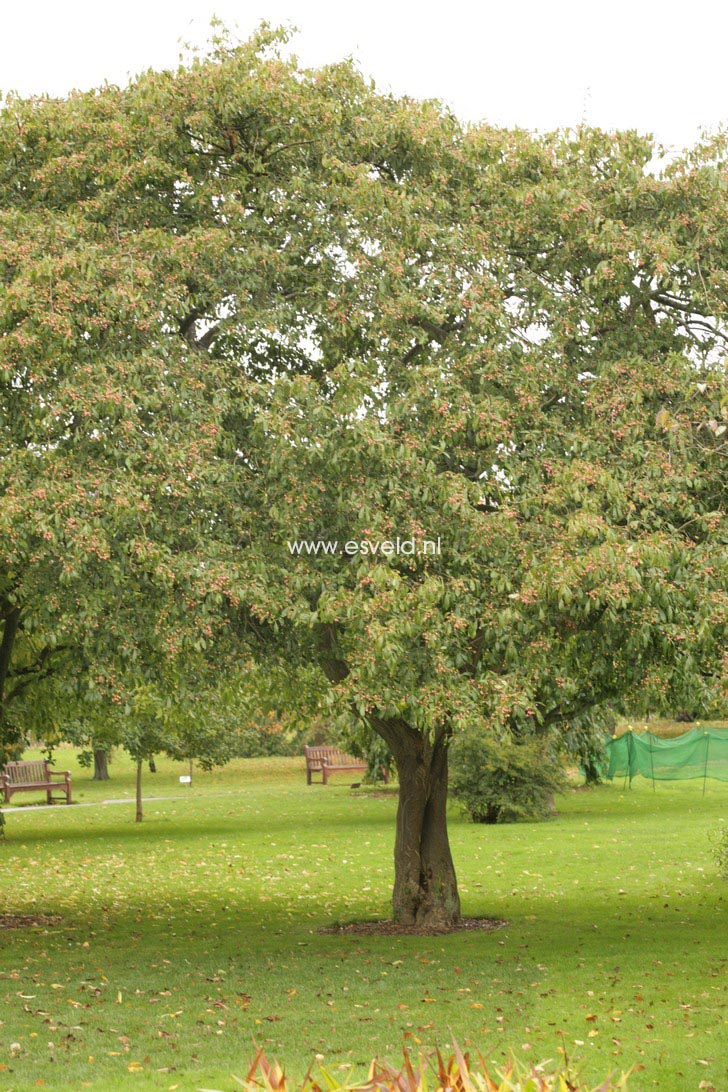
135, 760, 143, 823
373, 716, 460, 928
583, 758, 601, 786
148, 756, 156, 773
92, 749, 110, 781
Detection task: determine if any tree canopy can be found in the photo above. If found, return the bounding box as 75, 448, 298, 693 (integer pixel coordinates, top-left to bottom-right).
1, 26, 726, 920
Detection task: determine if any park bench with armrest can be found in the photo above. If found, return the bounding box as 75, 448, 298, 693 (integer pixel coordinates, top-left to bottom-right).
1, 760, 72, 805
304, 745, 389, 785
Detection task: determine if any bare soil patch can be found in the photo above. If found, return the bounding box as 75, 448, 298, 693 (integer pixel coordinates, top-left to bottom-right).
319, 916, 507, 937
0, 914, 62, 929
350, 790, 398, 798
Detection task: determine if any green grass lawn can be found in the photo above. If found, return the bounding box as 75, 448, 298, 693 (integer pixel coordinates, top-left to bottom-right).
1, 747, 726, 1091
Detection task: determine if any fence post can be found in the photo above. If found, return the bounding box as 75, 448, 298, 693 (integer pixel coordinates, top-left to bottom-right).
649, 731, 656, 792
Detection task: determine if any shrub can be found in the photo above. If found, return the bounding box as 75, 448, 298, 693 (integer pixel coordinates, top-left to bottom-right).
449, 731, 567, 824
202, 1041, 630, 1091
710, 825, 728, 878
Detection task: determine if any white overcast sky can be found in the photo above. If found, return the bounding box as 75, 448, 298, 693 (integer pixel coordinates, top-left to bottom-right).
1, 0, 726, 151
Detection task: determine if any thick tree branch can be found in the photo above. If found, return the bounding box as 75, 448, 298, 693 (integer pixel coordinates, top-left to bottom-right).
314, 621, 350, 683
0, 606, 21, 705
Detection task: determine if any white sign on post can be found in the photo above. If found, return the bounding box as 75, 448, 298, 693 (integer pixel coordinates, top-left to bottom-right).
179, 775, 192, 784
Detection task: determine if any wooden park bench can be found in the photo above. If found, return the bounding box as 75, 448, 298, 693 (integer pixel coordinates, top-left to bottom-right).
304, 745, 388, 785
1, 760, 72, 805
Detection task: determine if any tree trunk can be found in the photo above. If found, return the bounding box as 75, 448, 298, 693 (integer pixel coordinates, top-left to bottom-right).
375, 718, 460, 928
315, 632, 461, 928
148, 756, 156, 773
135, 760, 143, 823
92, 748, 110, 781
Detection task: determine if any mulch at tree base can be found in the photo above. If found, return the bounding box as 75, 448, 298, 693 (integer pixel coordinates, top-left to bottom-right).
350, 790, 398, 799
319, 917, 507, 937
0, 914, 62, 929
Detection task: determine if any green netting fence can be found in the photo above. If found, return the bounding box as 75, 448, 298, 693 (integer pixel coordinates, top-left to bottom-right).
606, 727, 728, 788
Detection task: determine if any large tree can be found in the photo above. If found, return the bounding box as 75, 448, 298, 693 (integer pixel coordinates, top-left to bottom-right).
1, 28, 725, 921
